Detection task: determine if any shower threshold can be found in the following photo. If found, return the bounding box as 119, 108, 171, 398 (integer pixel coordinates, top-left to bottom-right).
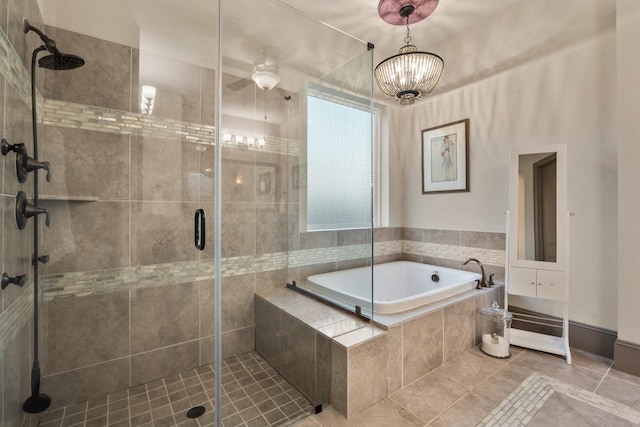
34, 352, 313, 427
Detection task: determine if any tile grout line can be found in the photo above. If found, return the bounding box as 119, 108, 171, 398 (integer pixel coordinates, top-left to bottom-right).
426, 388, 473, 426
596, 364, 640, 389
593, 364, 613, 394
467, 348, 529, 402
399, 343, 507, 423
41, 338, 203, 378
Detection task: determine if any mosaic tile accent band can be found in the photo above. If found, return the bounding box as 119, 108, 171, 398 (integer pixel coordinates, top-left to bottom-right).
39, 243, 390, 301
0, 28, 296, 158
38, 239, 503, 301
0, 287, 33, 348
41, 99, 297, 156
0, 28, 32, 108
479, 373, 554, 426
402, 240, 505, 266
479, 372, 640, 426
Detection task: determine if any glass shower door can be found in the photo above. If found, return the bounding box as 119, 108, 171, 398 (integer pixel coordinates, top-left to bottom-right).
33, 2, 220, 425
1, 0, 375, 425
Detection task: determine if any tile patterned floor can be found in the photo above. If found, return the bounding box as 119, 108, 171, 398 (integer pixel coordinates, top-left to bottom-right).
479, 372, 640, 426
27, 345, 640, 427
35, 352, 313, 427
292, 346, 640, 427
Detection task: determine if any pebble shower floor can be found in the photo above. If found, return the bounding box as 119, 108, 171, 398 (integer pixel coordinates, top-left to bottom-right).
34, 352, 313, 427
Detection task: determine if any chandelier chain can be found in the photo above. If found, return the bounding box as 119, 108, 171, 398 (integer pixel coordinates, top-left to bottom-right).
404, 17, 412, 45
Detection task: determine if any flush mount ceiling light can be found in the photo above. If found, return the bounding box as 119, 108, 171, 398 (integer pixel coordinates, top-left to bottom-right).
251, 63, 280, 91
375, 0, 444, 106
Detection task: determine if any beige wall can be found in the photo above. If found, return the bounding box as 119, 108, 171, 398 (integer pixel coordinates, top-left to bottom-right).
389, 1, 618, 331
617, 0, 640, 345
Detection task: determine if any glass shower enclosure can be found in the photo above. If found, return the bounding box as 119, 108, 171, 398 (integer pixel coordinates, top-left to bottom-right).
0, 0, 373, 426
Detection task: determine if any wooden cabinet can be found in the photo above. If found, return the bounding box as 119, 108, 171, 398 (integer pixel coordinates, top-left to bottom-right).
509, 267, 566, 301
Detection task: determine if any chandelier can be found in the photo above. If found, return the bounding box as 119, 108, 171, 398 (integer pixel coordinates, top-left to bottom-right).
375, 0, 444, 106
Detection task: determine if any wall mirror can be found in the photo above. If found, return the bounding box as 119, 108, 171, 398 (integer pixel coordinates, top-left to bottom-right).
508, 145, 567, 271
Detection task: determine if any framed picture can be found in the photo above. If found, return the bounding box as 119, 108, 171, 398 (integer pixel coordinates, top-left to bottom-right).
291, 165, 300, 190
291, 164, 306, 190
421, 118, 469, 194
258, 171, 272, 194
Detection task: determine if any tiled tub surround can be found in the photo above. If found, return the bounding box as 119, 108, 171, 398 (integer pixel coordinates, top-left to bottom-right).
255, 283, 503, 419
254, 289, 379, 415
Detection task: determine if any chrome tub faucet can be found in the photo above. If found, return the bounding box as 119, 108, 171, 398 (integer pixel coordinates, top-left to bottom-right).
462, 258, 493, 289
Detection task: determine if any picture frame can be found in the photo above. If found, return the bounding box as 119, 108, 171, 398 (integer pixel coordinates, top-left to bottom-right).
291, 165, 300, 190
421, 118, 470, 194
258, 171, 272, 194
291, 164, 306, 190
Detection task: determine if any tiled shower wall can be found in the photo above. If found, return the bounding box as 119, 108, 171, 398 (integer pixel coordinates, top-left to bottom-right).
0, 1, 47, 426
30, 26, 304, 408
27, 22, 315, 409
31, 27, 212, 409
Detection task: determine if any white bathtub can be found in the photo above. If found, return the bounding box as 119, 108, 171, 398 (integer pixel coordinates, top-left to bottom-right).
305, 261, 481, 314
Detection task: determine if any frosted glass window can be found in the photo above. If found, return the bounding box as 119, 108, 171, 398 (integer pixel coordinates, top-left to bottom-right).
307, 94, 372, 231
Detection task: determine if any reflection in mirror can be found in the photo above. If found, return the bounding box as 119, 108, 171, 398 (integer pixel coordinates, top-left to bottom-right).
517, 152, 557, 262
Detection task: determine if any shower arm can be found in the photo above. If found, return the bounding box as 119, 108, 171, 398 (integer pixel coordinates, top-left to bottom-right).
31, 45, 46, 165
24, 19, 59, 55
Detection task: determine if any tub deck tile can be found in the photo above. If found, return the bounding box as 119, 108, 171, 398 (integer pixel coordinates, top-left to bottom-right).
317, 318, 370, 339
256, 288, 310, 309
333, 326, 386, 348
373, 284, 503, 329
282, 298, 354, 330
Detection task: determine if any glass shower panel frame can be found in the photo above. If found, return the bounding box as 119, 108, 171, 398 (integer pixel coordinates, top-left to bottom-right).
288, 48, 376, 319
220, 0, 374, 422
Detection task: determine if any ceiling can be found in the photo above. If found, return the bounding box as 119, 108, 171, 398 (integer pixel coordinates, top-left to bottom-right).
38, 0, 529, 101
277, 0, 526, 71
38, 0, 614, 105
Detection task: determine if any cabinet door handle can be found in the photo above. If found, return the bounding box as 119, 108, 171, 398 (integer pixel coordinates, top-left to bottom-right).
537, 282, 542, 286
530, 282, 536, 286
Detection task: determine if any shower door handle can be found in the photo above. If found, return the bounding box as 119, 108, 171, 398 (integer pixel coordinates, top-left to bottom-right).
194, 209, 205, 250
